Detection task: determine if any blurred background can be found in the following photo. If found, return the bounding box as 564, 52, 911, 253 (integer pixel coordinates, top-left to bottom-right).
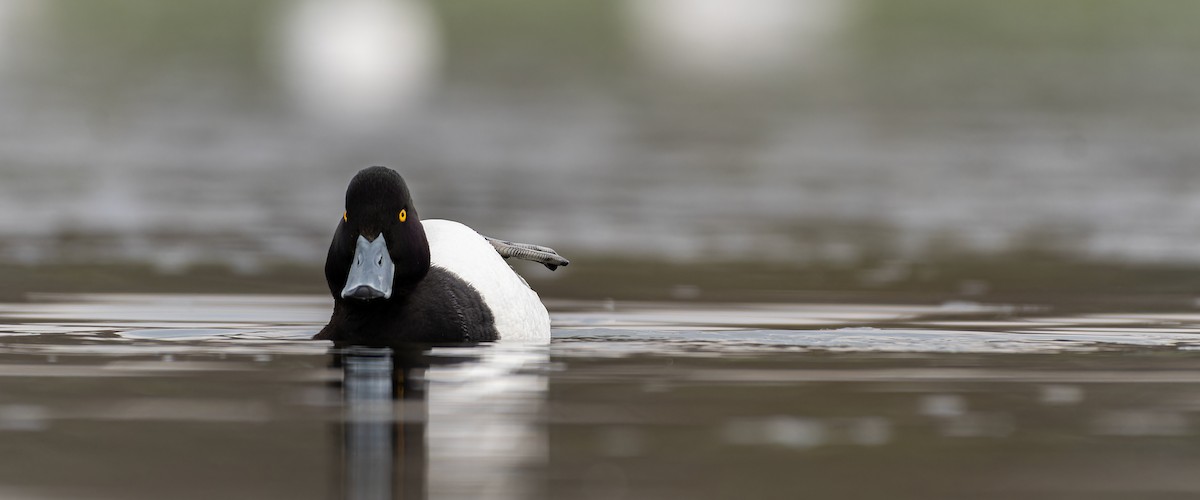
3, 0, 1200, 301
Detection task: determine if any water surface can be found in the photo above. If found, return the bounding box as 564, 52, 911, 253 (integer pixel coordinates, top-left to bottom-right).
3, 294, 1200, 499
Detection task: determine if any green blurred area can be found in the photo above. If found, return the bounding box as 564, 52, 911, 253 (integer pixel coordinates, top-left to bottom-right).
5, 0, 1200, 302
20, 0, 1200, 95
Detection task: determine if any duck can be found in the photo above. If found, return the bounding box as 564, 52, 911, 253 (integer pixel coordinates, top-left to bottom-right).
315, 166, 567, 345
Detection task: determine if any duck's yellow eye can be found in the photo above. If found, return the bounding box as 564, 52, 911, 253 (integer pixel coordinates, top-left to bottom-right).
399, 209, 407, 222
342, 211, 348, 222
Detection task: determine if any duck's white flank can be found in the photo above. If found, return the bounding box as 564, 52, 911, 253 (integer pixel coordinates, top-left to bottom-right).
423, 219, 551, 343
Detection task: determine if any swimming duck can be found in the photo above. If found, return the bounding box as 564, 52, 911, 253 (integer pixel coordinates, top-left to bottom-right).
315, 166, 567, 345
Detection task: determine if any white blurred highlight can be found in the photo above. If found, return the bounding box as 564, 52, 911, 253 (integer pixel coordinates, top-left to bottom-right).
274, 0, 441, 125
0, 0, 39, 71
623, 0, 851, 83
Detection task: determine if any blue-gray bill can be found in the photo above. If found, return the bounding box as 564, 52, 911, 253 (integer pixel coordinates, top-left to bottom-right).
340, 234, 395, 300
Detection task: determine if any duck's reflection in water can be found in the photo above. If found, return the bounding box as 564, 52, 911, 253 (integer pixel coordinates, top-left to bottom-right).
332, 342, 548, 500
336, 347, 424, 500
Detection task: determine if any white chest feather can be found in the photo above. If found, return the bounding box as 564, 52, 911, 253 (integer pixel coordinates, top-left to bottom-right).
423, 219, 551, 343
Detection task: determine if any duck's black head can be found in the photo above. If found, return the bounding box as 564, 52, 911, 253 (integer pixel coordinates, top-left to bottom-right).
325, 166, 430, 302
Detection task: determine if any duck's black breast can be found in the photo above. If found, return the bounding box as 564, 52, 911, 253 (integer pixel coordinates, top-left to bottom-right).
316, 267, 500, 345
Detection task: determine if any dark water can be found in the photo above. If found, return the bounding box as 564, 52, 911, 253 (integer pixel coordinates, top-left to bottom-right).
3, 294, 1200, 499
